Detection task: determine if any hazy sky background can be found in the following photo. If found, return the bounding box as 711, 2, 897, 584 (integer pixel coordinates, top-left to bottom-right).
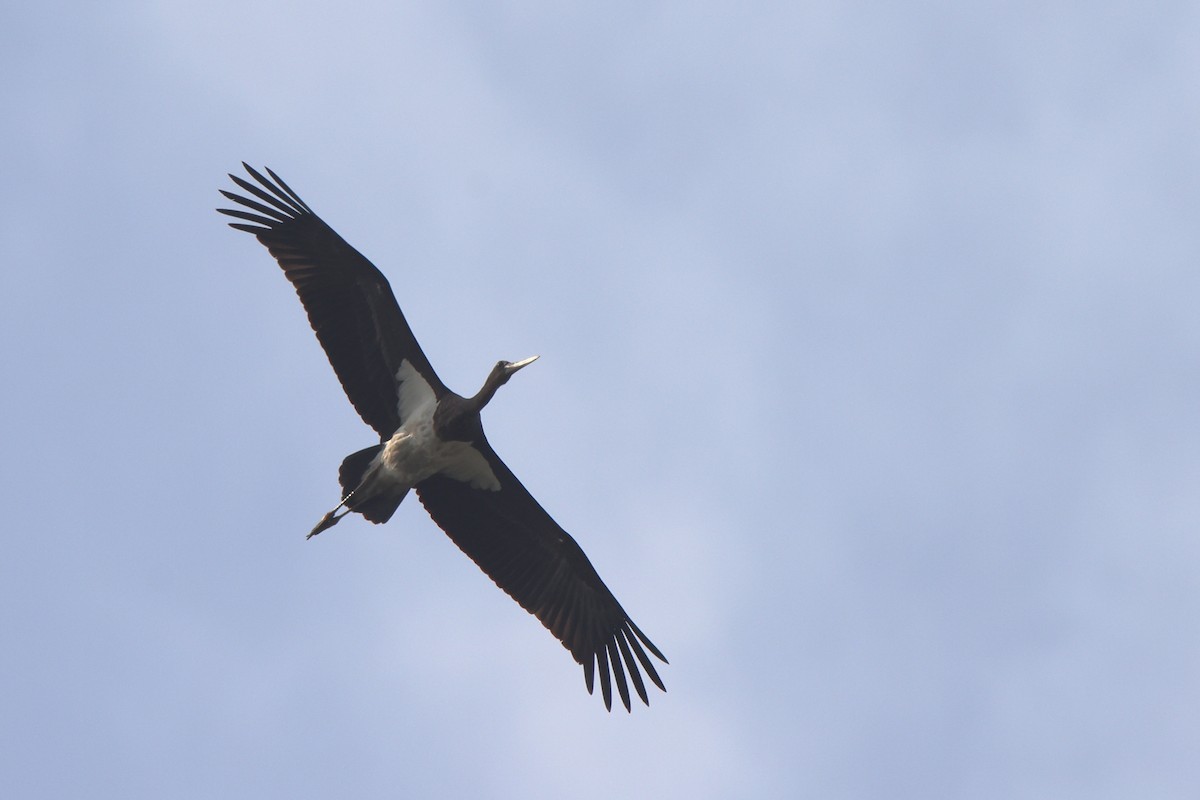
3, 2, 1199, 797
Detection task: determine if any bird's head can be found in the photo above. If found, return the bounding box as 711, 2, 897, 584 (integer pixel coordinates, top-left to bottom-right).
471, 355, 540, 410
496, 355, 540, 382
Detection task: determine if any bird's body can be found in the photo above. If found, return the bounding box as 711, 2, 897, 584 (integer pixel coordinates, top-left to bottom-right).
218, 164, 666, 711
308, 357, 521, 536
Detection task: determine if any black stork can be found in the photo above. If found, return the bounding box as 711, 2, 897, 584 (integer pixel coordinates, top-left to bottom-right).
217, 164, 666, 711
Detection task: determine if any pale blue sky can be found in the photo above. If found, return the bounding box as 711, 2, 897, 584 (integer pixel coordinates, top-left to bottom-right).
3, 2, 1199, 798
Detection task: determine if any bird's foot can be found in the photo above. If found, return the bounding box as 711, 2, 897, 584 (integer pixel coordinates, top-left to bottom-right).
307, 507, 349, 539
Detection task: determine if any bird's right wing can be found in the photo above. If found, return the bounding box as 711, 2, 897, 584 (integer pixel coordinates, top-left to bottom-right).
218, 164, 444, 438
416, 441, 667, 712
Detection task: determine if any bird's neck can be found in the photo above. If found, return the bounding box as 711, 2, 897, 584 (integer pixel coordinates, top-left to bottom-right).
468, 367, 508, 411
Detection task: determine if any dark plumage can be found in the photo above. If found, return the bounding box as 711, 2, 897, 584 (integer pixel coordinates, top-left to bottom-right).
217, 164, 666, 710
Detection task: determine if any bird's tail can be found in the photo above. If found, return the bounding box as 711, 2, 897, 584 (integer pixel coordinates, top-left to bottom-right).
338, 444, 405, 524
307, 445, 406, 538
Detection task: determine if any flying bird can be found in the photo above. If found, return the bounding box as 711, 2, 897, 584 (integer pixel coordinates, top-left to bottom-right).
217, 164, 666, 711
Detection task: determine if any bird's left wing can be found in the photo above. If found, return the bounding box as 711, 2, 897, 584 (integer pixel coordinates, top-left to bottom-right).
218, 164, 445, 438
415, 443, 667, 712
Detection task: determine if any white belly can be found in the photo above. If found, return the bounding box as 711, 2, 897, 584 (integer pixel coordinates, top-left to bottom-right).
377, 400, 500, 492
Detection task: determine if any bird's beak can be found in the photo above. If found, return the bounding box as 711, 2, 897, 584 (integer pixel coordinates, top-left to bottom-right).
505, 355, 540, 375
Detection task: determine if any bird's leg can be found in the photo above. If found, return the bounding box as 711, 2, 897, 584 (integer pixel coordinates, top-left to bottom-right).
304, 482, 364, 537
307, 491, 357, 539
307, 507, 349, 539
